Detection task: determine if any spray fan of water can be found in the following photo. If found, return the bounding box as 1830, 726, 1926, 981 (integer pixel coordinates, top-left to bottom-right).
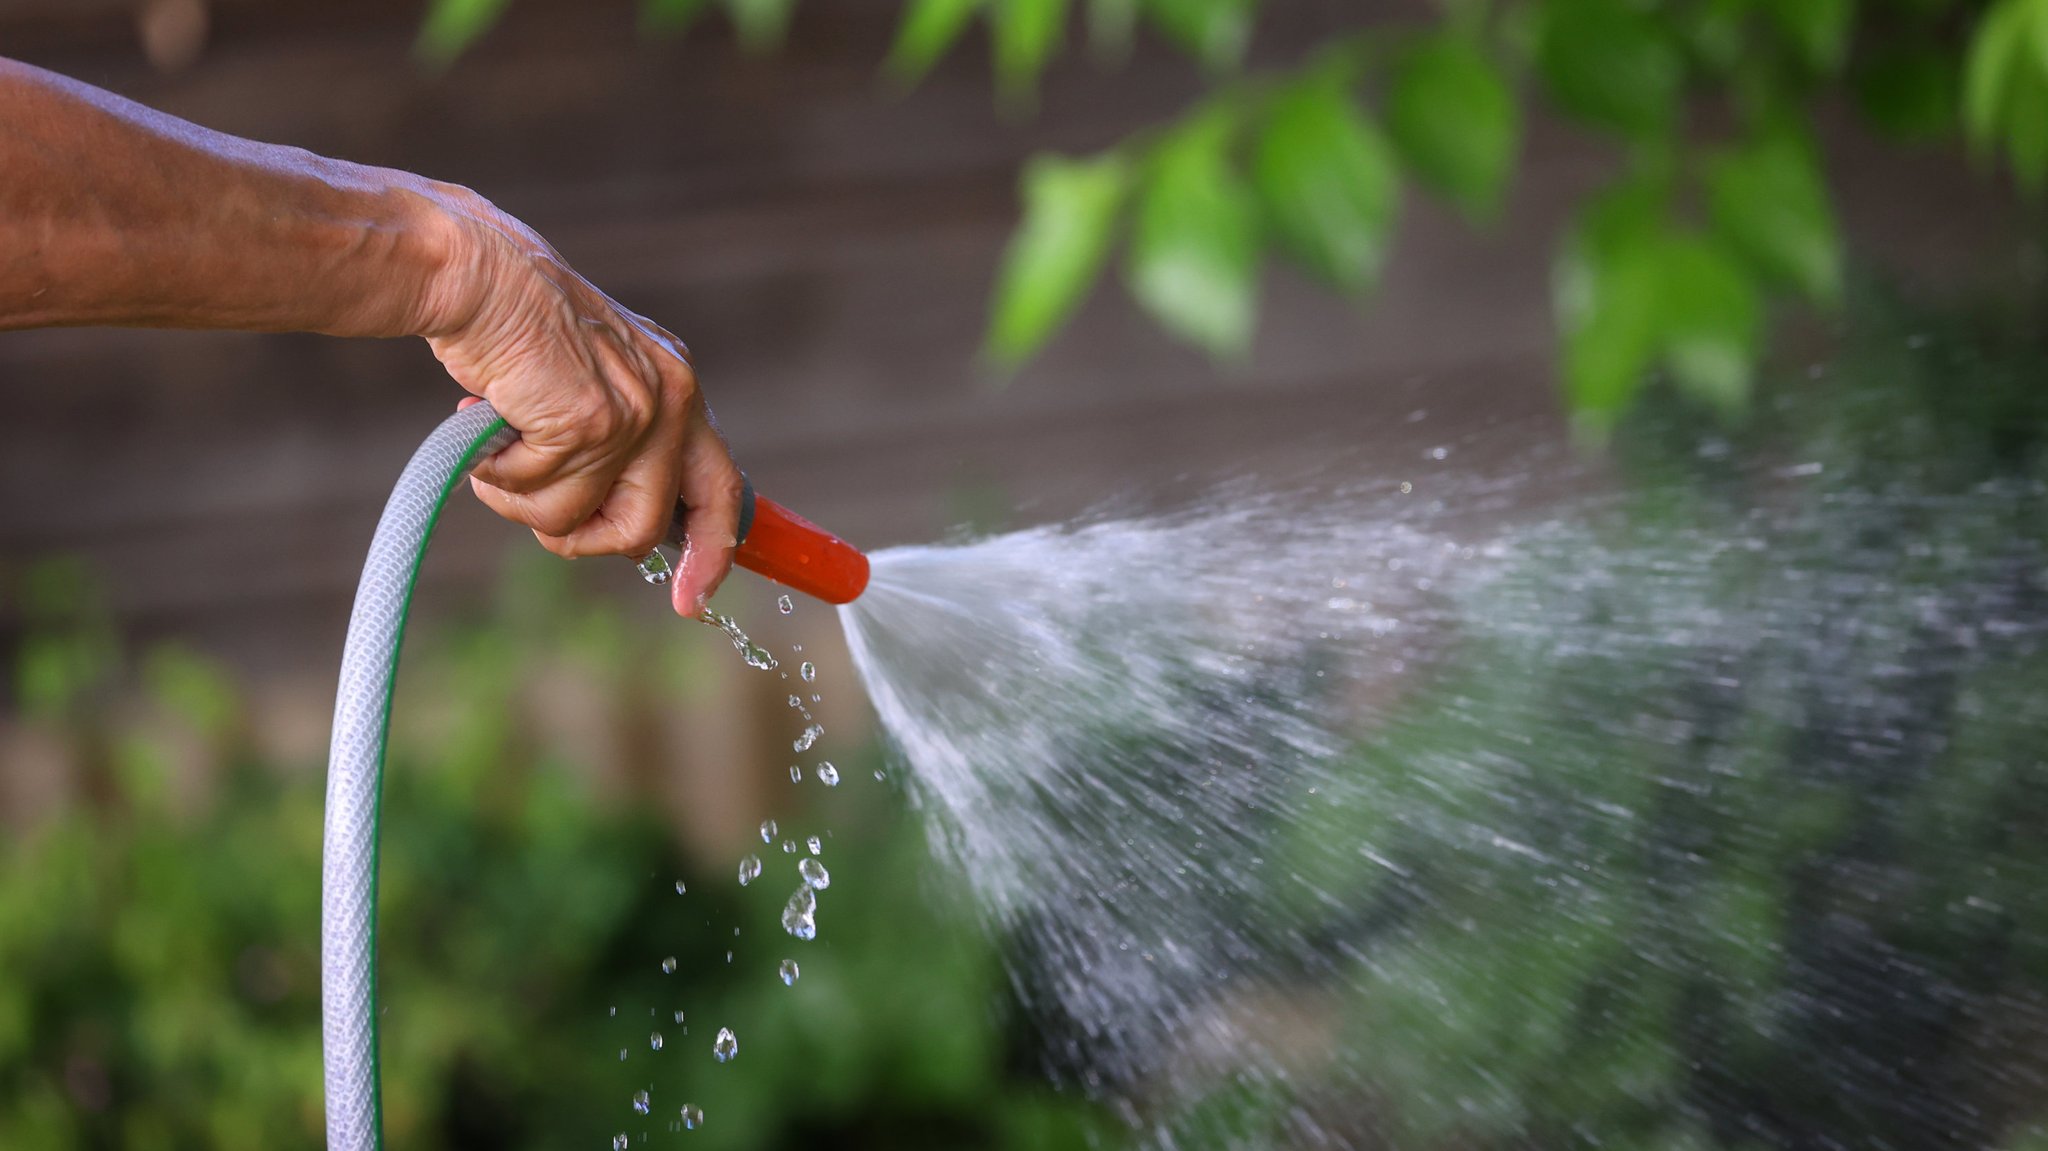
836, 435, 2048, 1149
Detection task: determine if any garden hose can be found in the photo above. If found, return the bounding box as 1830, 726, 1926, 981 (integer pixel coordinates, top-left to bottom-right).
321, 401, 866, 1150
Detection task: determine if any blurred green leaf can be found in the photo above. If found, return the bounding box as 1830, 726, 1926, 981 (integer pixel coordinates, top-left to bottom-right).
2007, 53, 2048, 190
994, 0, 1070, 101
1556, 181, 1667, 426
1769, 0, 1855, 73
988, 153, 1131, 364
1536, 0, 1683, 138
1657, 235, 1761, 416
1253, 74, 1399, 292
1127, 112, 1262, 359
888, 0, 985, 83
1387, 34, 1519, 222
724, 0, 796, 51
1142, 0, 1256, 71
416, 0, 512, 64
1704, 133, 1842, 302
1965, 0, 2030, 148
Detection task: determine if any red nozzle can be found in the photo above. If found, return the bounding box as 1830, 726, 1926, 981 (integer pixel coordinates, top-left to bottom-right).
733, 493, 870, 605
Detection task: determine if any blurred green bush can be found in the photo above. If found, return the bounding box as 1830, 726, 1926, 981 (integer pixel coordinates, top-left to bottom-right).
0, 556, 1115, 1150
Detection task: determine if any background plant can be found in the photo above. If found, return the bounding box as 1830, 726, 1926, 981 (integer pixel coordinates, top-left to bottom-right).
424, 0, 2046, 432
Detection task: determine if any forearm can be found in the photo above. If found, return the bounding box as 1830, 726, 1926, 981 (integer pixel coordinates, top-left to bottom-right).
0, 57, 462, 337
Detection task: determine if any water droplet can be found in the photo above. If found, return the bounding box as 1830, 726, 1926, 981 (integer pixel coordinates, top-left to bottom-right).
776, 594, 794, 614
660, 956, 677, 974
680, 1104, 703, 1130
1399, 481, 1413, 494
816, 762, 840, 787
781, 885, 818, 940
1429, 445, 1450, 460
608, 1006, 617, 1017
614, 1133, 631, 1149
873, 769, 885, 781
789, 764, 803, 782
674, 1010, 685, 1024
759, 819, 777, 843
738, 854, 761, 886
618, 1048, 628, 1061
800, 661, 817, 682
798, 857, 831, 889
781, 839, 796, 853
779, 958, 799, 985
650, 1032, 664, 1051
636, 550, 672, 586
673, 879, 687, 895
806, 836, 822, 855
787, 694, 801, 708
632, 1090, 651, 1115
793, 724, 823, 752
697, 608, 777, 671
712, 1027, 738, 1063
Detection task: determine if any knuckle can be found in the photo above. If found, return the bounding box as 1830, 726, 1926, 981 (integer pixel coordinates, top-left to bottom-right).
565, 389, 624, 446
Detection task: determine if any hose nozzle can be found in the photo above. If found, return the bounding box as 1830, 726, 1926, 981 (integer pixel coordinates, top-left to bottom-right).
666, 480, 869, 605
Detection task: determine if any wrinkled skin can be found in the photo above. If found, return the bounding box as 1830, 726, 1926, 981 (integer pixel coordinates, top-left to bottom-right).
0, 56, 736, 612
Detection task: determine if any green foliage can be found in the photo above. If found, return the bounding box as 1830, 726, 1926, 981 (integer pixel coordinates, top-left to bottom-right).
988, 153, 1130, 366
1126, 109, 1262, 359
416, 0, 513, 65
417, 0, 2043, 432
1254, 70, 1400, 292
1534, 0, 1683, 139
1703, 132, 1843, 305
1386, 34, 1519, 223
888, 0, 985, 84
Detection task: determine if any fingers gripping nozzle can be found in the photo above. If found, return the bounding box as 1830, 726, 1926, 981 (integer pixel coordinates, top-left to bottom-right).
649, 476, 870, 605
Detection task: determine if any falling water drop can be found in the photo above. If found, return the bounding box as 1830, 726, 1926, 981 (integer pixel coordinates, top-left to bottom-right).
660, 956, 677, 974
680, 1104, 703, 1130
759, 819, 777, 843
650, 1032, 664, 1051
632, 1090, 651, 1115
614, 1133, 630, 1149
793, 724, 823, 752
782, 839, 796, 853
779, 958, 800, 986
787, 694, 801, 708
776, 594, 793, 615
674, 879, 687, 895
799, 661, 817, 682
738, 854, 761, 886
816, 762, 840, 787
781, 886, 818, 940
635, 551, 672, 586
789, 764, 803, 782
798, 857, 830, 890
712, 1027, 738, 1063
807, 835, 822, 855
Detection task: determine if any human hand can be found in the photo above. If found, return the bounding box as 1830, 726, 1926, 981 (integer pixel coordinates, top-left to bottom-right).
419, 190, 740, 615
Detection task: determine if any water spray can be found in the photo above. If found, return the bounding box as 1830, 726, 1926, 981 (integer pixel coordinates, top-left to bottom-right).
319, 402, 866, 1151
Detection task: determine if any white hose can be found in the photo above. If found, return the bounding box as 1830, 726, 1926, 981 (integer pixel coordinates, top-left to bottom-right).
321, 402, 516, 1151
